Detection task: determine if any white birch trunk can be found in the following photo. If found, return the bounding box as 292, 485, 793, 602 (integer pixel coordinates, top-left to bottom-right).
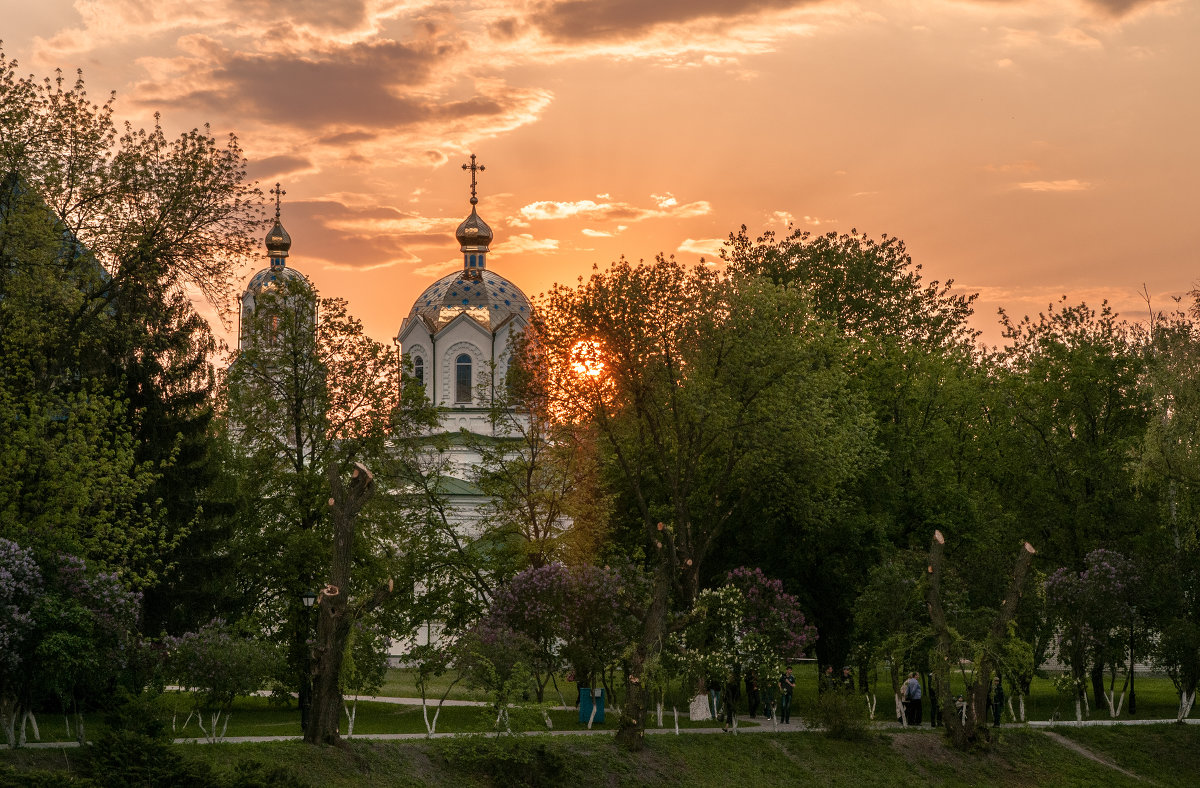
1178, 689, 1196, 722
421, 699, 443, 737
1074, 697, 1082, 723
587, 698, 598, 730
673, 706, 679, 735
20, 711, 38, 743
865, 693, 877, 721
657, 701, 663, 728
1019, 693, 1026, 722
542, 709, 553, 730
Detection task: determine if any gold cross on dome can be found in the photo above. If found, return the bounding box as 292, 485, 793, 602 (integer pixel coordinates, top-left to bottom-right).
270, 183, 286, 219
461, 154, 485, 205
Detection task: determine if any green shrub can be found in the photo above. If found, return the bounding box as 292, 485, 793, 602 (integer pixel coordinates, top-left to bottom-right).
813, 689, 870, 740
434, 736, 566, 786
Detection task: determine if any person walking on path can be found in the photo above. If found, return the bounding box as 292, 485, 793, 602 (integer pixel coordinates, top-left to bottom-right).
902, 672, 923, 726
988, 676, 1005, 728
745, 670, 760, 718
779, 666, 796, 724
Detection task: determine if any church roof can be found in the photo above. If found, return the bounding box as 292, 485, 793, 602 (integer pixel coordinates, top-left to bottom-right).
408, 268, 529, 333
243, 262, 309, 297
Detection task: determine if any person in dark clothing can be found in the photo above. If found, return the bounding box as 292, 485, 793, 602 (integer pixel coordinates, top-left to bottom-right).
723, 673, 741, 732
745, 670, 760, 718
779, 666, 796, 724
840, 667, 855, 693
820, 665, 835, 693
988, 676, 1005, 727
928, 673, 942, 727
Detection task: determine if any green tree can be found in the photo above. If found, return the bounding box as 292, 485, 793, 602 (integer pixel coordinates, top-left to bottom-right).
534, 257, 873, 749
1136, 296, 1200, 721
995, 298, 1157, 704
221, 276, 400, 738
719, 226, 995, 679
0, 52, 260, 623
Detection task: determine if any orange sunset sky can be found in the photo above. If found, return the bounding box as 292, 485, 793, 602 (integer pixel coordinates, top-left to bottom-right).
6, 0, 1199, 348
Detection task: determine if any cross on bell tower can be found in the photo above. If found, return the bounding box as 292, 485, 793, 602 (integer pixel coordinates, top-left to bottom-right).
462, 155, 485, 206
270, 183, 286, 220
456, 155, 492, 275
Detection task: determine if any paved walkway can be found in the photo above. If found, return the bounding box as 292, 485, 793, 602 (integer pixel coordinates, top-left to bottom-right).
12, 713, 1194, 748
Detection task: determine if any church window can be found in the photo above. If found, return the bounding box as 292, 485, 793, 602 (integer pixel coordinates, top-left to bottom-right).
414, 356, 424, 385
455, 353, 472, 402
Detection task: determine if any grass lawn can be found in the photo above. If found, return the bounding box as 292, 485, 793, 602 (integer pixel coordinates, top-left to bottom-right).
782, 663, 1187, 724
5, 665, 1189, 745
5, 727, 1198, 787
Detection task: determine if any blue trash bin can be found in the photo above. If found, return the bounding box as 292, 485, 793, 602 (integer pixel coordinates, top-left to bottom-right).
578, 687, 605, 724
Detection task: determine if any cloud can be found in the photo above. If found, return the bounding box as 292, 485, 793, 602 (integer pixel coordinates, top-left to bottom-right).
135, 38, 457, 126
263, 198, 457, 271
33, 0, 398, 60
1056, 27, 1103, 48
527, 0, 824, 42
516, 195, 712, 224
582, 228, 613, 237
491, 233, 560, 256
1081, 0, 1170, 18
246, 155, 315, 181
676, 238, 727, 258
1014, 179, 1093, 192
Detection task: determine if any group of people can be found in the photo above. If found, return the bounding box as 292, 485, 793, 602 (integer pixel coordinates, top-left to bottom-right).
715, 665, 800, 731
718, 663, 868, 730
902, 672, 1007, 728
716, 665, 1008, 730
820, 665, 857, 693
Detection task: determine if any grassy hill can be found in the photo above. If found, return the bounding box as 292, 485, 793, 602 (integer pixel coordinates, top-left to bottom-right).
3, 726, 1198, 787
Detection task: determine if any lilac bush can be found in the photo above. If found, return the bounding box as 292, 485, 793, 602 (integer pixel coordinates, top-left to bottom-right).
164, 620, 278, 741
1044, 549, 1137, 720
478, 562, 644, 705
2, 544, 144, 747
0, 539, 42, 676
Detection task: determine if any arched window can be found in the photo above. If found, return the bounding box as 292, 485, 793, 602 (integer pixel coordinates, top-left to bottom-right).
413, 356, 424, 385
455, 353, 472, 403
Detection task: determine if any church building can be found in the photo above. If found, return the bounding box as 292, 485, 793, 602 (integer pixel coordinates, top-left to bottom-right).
238, 157, 532, 525
394, 155, 531, 492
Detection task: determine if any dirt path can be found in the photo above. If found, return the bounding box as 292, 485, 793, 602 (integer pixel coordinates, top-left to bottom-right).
1041, 730, 1149, 784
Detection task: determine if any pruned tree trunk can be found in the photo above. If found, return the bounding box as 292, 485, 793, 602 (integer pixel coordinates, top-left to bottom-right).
615, 564, 670, 750
306, 462, 392, 747
927, 531, 1035, 750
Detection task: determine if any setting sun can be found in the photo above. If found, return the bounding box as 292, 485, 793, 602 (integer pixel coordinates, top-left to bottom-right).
570, 340, 606, 379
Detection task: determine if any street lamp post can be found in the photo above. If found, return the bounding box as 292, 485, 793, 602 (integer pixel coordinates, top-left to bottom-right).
300, 590, 317, 731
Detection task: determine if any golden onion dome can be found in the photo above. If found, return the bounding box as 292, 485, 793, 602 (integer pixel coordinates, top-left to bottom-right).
455, 206, 493, 252
265, 218, 292, 260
